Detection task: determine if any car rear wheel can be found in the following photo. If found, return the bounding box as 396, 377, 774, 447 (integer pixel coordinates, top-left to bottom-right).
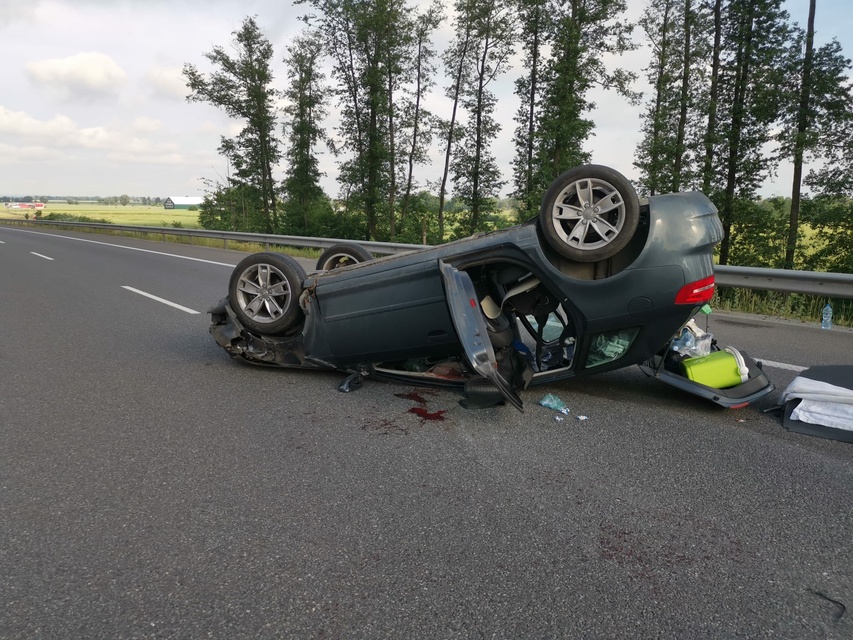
228, 252, 306, 335
316, 243, 373, 271
539, 165, 640, 262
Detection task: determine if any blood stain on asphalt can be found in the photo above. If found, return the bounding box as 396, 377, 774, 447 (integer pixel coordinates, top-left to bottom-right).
408, 407, 446, 422
395, 391, 431, 405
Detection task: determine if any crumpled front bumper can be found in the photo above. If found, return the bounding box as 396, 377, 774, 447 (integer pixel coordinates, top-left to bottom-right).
208, 298, 329, 369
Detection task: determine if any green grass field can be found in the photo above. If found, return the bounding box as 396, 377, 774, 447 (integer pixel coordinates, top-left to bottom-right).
0, 204, 322, 261
2, 203, 201, 228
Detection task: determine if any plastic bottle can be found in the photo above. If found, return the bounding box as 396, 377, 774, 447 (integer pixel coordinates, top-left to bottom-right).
821, 303, 833, 330
670, 328, 695, 353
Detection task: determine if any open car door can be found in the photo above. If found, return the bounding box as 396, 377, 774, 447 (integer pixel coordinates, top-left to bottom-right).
439, 260, 524, 411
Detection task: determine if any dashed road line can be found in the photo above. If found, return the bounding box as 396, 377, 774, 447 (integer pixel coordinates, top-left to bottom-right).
31, 252, 54, 260
122, 286, 200, 315
757, 359, 807, 372
5, 227, 235, 267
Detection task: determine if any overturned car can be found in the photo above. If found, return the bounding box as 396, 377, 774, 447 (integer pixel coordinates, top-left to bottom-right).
209, 165, 773, 410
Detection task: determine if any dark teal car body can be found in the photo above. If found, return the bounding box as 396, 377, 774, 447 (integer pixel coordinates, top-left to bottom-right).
210, 168, 773, 410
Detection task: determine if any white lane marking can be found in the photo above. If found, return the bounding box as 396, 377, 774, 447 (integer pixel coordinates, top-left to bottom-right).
0, 240, 5, 243
31, 252, 54, 260
122, 286, 200, 315
758, 359, 807, 372
4, 227, 235, 267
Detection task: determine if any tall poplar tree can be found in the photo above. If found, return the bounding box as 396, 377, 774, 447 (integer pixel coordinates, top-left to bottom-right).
398, 2, 443, 237
634, 0, 709, 196
438, 5, 475, 241
299, 0, 417, 240
450, 1, 515, 235
802, 113, 853, 273
635, 0, 679, 196
527, 0, 638, 208
702, 0, 791, 265
701, 0, 724, 195
777, 1, 853, 269
183, 16, 281, 233
281, 31, 331, 236
511, 0, 550, 216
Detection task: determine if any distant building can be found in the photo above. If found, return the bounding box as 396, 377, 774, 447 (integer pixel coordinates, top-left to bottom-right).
163, 196, 203, 210
5, 202, 45, 209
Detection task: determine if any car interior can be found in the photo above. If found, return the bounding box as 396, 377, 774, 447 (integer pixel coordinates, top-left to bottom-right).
374, 261, 578, 383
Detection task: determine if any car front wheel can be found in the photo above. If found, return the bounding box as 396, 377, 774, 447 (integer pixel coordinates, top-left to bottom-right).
539, 165, 640, 262
228, 252, 306, 335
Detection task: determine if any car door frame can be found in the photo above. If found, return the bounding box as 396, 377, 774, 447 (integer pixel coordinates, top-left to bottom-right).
438, 260, 524, 410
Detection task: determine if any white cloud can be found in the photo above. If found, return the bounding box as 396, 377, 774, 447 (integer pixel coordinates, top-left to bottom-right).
107, 151, 188, 165
198, 121, 222, 135
0, 107, 181, 162
0, 107, 79, 140
144, 65, 188, 101
0, 0, 42, 24
26, 52, 127, 102
75, 125, 123, 150
125, 136, 179, 155
0, 142, 67, 165
132, 116, 162, 133
0, 107, 124, 151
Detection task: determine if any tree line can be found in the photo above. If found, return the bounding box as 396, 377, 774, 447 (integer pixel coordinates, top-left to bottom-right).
183, 0, 853, 272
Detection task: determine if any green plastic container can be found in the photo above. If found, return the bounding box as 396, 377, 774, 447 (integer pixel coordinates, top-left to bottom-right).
679, 350, 746, 389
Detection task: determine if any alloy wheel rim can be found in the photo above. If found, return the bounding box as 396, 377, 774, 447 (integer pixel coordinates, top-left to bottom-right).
235, 263, 293, 323
550, 178, 626, 252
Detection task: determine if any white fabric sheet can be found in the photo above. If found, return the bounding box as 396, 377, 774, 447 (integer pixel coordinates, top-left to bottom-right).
790, 399, 853, 431
781, 375, 853, 430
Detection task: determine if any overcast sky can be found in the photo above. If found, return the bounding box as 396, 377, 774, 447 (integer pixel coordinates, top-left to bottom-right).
1, 0, 850, 199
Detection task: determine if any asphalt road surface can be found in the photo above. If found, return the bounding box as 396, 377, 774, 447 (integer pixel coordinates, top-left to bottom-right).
2, 226, 852, 639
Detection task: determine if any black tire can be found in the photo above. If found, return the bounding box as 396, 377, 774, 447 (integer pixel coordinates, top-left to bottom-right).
316, 243, 373, 271
228, 252, 306, 335
539, 165, 640, 262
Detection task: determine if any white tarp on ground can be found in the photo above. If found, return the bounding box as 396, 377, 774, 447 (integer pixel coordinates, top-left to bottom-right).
781, 375, 853, 431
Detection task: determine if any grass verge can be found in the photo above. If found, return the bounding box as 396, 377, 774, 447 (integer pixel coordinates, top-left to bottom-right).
714, 288, 850, 328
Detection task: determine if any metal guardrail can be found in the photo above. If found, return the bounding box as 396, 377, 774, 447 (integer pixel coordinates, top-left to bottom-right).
713, 265, 853, 299
0, 219, 427, 256
3, 218, 853, 298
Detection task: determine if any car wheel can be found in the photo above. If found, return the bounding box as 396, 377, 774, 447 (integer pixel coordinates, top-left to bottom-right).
316, 243, 373, 271
539, 165, 640, 262
228, 252, 306, 335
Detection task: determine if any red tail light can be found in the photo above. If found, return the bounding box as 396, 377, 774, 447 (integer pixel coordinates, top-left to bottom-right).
675, 275, 715, 304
